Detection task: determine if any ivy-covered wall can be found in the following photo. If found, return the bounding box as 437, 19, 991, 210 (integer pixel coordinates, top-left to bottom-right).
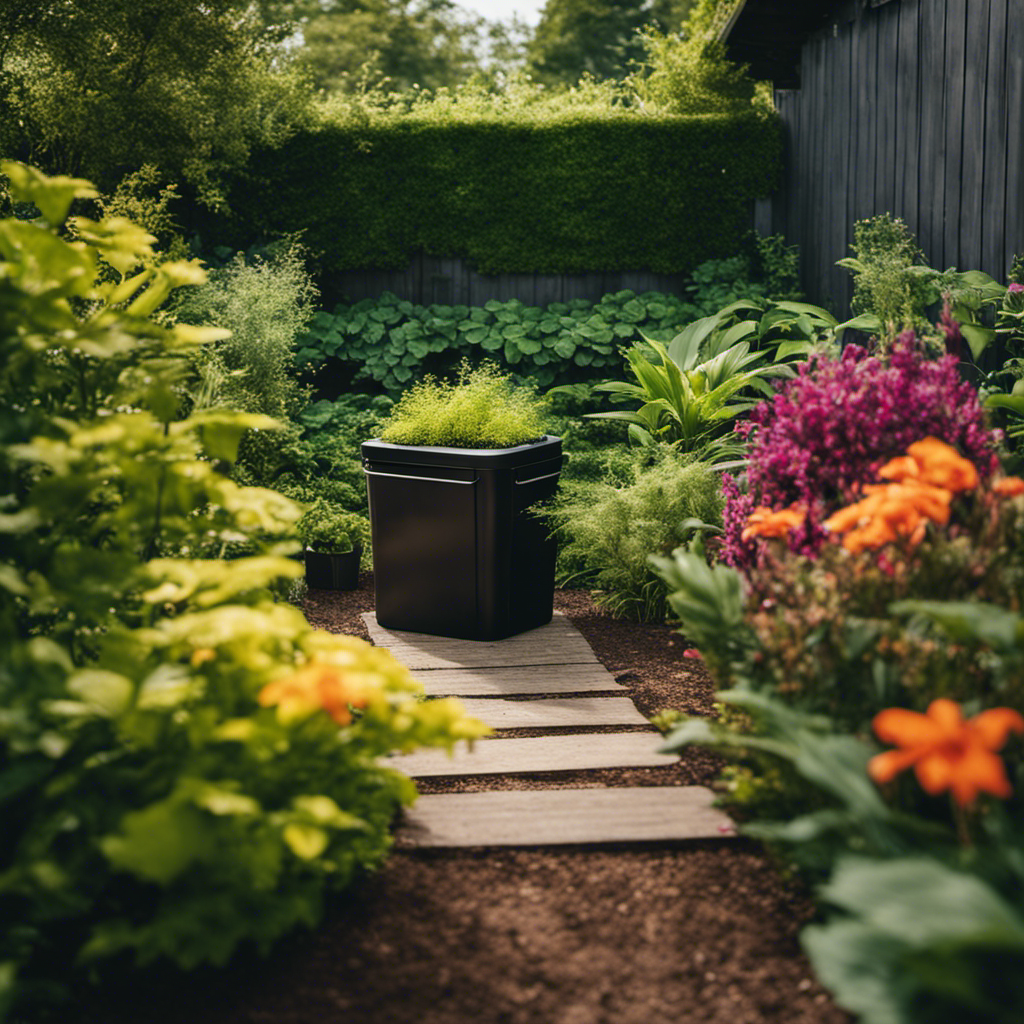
221, 109, 782, 276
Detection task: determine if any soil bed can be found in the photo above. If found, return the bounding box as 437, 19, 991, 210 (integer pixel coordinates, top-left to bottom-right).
78, 577, 851, 1024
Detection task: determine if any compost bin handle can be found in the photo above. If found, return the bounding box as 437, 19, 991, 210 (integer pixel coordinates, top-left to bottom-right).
363, 468, 477, 485
514, 469, 562, 486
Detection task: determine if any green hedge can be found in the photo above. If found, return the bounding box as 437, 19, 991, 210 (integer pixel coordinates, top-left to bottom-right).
224, 110, 782, 275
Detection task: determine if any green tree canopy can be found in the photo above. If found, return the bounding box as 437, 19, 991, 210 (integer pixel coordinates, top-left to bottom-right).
525, 0, 697, 86
0, 0, 316, 208
295, 0, 511, 93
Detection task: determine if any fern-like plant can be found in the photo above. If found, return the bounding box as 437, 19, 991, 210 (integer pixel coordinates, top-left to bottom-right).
548, 448, 724, 622
377, 362, 550, 449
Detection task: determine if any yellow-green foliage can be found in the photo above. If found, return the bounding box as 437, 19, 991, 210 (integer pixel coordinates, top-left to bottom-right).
626, 28, 762, 115
378, 363, 549, 448
549, 448, 724, 621
0, 163, 487, 1017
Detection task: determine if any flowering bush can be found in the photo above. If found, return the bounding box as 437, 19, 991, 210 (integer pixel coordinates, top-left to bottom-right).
652, 438, 1024, 1023
721, 335, 1000, 566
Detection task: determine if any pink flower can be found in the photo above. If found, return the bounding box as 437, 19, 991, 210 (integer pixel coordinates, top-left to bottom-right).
682, 648, 702, 660
720, 336, 1000, 568
1008, 282, 1024, 293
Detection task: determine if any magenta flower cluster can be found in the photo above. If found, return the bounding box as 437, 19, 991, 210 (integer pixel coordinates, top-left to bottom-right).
721, 333, 1001, 567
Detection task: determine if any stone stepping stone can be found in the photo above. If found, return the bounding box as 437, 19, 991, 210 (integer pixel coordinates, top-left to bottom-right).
362, 612, 599, 670
396, 787, 737, 847
450, 696, 649, 729
414, 662, 626, 697
387, 732, 678, 777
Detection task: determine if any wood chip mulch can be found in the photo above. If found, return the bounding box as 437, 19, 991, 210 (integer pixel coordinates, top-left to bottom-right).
75, 576, 851, 1024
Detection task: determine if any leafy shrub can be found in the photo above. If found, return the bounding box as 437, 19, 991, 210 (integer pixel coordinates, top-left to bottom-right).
548, 448, 723, 621
296, 499, 370, 555
295, 289, 696, 394
377, 362, 549, 449
232, 394, 396, 518
626, 27, 761, 116
0, 163, 487, 1019
653, 456, 1024, 1022
837, 213, 934, 337
172, 244, 318, 420
297, 265, 799, 396
721, 335, 1001, 567
221, 107, 782, 277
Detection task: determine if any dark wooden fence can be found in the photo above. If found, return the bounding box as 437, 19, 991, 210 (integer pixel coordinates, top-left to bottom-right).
765, 0, 1024, 315
322, 255, 695, 309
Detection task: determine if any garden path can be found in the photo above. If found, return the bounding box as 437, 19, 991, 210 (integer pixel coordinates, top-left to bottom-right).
364, 611, 736, 848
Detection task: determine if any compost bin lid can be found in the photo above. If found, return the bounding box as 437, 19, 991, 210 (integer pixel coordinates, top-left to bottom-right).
361, 435, 562, 470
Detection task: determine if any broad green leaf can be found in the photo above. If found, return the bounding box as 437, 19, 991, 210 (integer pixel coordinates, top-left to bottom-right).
960, 323, 997, 361
67, 670, 133, 717
890, 599, 1024, 651
283, 822, 329, 859
986, 393, 1024, 417
773, 300, 838, 326
821, 856, 1024, 947
835, 312, 882, 336
101, 801, 214, 883
802, 918, 908, 1024
292, 795, 368, 830
718, 320, 758, 348
775, 340, 815, 361
2, 160, 98, 224
665, 317, 718, 369
192, 784, 260, 817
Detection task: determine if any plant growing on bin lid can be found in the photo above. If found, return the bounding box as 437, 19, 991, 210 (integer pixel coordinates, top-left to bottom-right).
297, 498, 370, 554
377, 362, 550, 449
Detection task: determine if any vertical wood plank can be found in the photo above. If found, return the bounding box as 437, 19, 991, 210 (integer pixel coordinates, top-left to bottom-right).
960, 0, 991, 272
918, 0, 947, 268
1007, 0, 1024, 275
981, 0, 1009, 277
831, 21, 854, 312
943, 0, 968, 269
895, 0, 921, 236
802, 36, 823, 307
854, 10, 875, 225
771, 89, 798, 243
875, 3, 899, 215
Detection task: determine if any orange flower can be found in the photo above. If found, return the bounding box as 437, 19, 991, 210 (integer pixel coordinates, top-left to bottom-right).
741, 503, 806, 542
259, 663, 368, 726
878, 437, 979, 492
823, 481, 952, 552
868, 698, 1024, 807
992, 476, 1024, 498
841, 515, 899, 554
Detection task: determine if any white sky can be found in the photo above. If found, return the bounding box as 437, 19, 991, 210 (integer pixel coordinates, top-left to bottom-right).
457, 0, 547, 26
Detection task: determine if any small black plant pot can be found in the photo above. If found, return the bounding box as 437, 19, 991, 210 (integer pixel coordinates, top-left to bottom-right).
304, 545, 362, 591
362, 435, 563, 640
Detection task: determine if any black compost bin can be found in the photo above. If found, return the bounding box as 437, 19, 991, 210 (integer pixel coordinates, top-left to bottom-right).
304, 546, 361, 591
362, 435, 563, 640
